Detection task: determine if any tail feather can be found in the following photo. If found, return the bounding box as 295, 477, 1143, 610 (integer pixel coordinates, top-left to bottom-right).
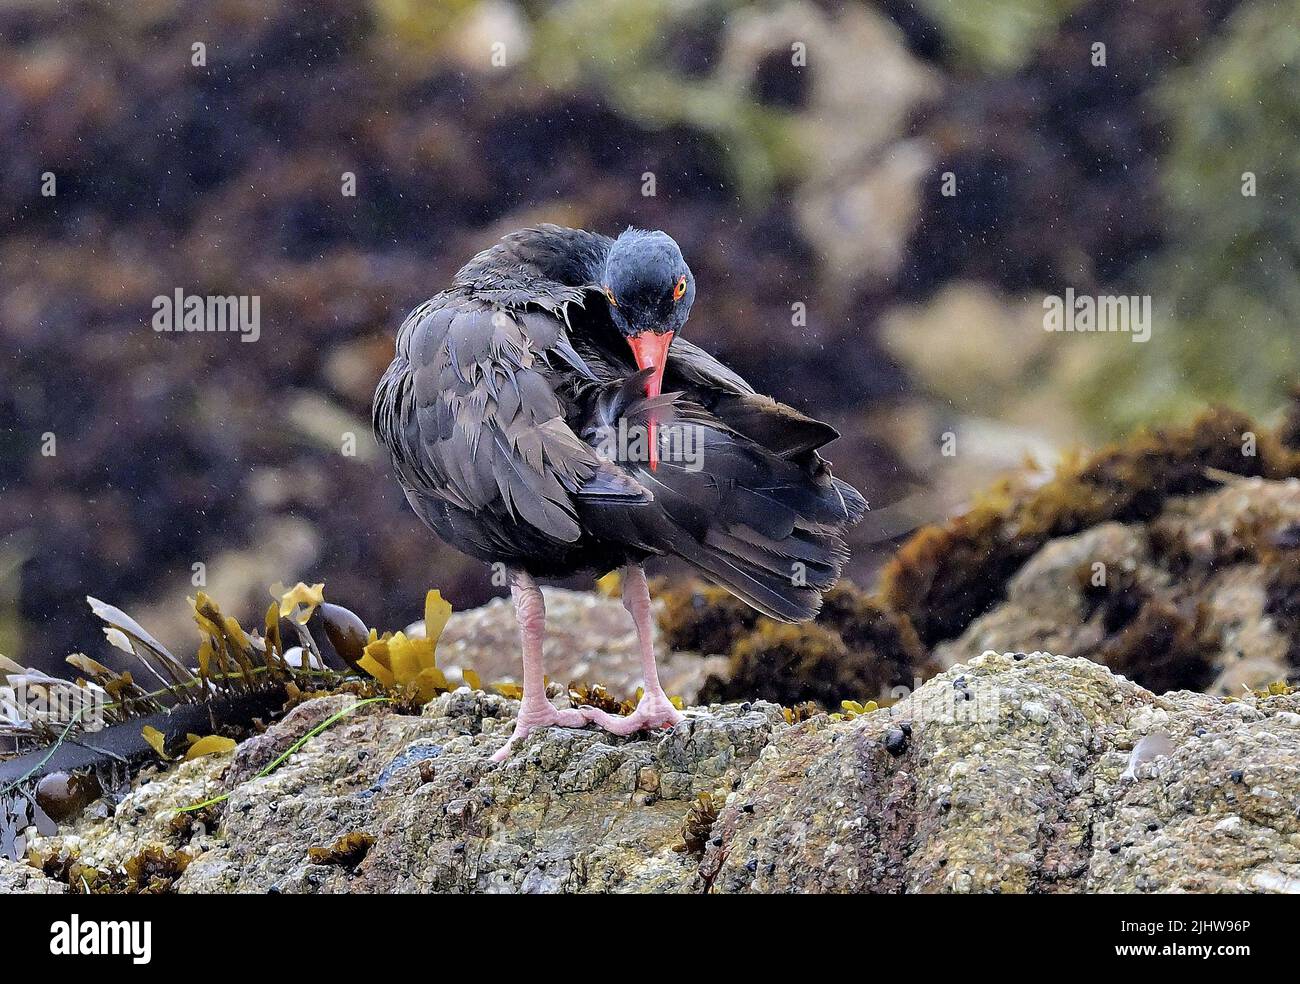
577, 385, 866, 623
722, 520, 849, 574
672, 533, 825, 622
832, 476, 868, 525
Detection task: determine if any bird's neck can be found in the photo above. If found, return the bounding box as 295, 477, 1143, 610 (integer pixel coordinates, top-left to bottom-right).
522, 227, 613, 287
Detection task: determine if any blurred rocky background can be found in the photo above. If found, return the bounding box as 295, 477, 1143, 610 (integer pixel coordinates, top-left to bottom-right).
1, 0, 1296, 673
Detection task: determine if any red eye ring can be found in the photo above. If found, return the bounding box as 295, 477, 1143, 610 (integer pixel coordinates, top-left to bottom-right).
672, 275, 687, 301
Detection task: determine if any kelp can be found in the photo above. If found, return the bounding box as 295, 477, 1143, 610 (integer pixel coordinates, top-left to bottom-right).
673, 791, 721, 859
357, 589, 454, 705
34, 771, 101, 823
307, 830, 375, 868
1090, 598, 1218, 695
31, 843, 193, 895
566, 682, 636, 717
680, 582, 929, 710
0, 582, 401, 859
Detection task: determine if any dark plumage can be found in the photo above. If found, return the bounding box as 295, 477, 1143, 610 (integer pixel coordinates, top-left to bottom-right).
373, 224, 865, 623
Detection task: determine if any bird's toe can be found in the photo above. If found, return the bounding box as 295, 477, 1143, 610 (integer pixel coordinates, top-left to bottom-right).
551, 707, 589, 728
492, 701, 593, 760
577, 699, 684, 737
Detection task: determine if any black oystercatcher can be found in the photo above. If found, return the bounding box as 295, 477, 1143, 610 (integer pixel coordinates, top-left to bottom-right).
373, 226, 865, 759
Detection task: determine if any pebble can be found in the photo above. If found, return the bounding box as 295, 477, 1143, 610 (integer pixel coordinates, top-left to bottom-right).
1214, 816, 1244, 837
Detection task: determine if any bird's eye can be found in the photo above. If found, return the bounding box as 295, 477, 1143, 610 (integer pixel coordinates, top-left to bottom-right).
603, 286, 617, 307
672, 275, 687, 301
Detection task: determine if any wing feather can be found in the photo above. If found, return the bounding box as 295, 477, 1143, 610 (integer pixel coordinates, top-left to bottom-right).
377, 292, 607, 545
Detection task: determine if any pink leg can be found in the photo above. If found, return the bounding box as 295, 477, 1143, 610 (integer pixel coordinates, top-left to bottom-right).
579, 564, 685, 736
491, 569, 588, 762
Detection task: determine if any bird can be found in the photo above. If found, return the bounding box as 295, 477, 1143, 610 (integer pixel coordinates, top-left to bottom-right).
373, 225, 866, 760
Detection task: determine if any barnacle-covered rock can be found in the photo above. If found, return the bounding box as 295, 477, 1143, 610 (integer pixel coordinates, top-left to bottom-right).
15, 652, 1300, 894
704, 651, 1300, 894
880, 406, 1300, 647
0, 858, 66, 894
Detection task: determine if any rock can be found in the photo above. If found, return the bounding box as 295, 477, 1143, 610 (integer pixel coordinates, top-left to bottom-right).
705, 652, 1300, 893
716, 2, 941, 285
880, 283, 1056, 414
447, 0, 532, 74
17, 651, 1300, 894
0, 857, 65, 893
934, 478, 1300, 694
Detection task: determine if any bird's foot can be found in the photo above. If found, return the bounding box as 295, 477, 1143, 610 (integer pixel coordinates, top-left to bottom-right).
578, 690, 685, 737
490, 700, 590, 762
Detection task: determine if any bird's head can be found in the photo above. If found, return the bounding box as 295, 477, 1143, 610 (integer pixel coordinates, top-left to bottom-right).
601, 228, 694, 402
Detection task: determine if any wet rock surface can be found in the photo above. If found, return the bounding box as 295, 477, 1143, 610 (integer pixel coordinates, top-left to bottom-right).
18, 651, 1300, 894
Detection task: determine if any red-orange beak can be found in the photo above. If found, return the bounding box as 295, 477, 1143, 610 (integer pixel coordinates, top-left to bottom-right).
626, 330, 674, 470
